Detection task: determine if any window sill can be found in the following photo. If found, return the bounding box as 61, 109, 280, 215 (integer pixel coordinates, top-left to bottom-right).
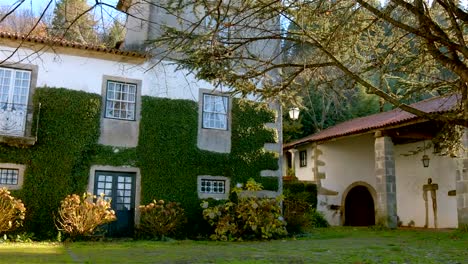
0, 134, 36, 147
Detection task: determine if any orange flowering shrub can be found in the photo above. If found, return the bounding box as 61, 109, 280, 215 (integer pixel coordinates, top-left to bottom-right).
56, 193, 116, 238
138, 199, 187, 239
0, 188, 26, 234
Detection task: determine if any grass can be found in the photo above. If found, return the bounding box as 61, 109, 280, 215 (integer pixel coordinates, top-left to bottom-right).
0, 227, 466, 263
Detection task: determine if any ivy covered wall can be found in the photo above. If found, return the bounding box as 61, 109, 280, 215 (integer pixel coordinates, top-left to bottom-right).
0, 88, 279, 238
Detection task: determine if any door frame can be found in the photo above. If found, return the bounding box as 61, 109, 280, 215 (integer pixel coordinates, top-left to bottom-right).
88, 165, 141, 228
341, 181, 377, 226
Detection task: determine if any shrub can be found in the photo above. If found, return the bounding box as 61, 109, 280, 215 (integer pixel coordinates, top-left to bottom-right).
283, 197, 311, 233
202, 178, 287, 241
309, 209, 329, 228
56, 193, 116, 238
137, 199, 187, 239
0, 188, 26, 234
283, 182, 326, 233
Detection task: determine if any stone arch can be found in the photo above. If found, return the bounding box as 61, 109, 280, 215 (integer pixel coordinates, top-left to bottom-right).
341, 181, 377, 226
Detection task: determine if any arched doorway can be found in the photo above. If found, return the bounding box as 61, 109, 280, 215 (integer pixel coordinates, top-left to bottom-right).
344, 185, 375, 226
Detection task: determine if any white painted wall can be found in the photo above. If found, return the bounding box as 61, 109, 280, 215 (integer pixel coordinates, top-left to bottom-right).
316, 134, 376, 226
0, 45, 216, 101
288, 134, 458, 228
394, 142, 457, 228
294, 147, 313, 181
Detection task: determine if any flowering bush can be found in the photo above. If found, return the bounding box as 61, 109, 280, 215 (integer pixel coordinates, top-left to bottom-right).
202, 178, 287, 241
0, 188, 26, 234
137, 199, 187, 239
56, 193, 116, 238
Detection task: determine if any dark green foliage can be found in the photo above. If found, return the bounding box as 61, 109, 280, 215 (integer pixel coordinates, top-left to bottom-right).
309, 209, 329, 228
0, 89, 278, 238
0, 88, 102, 238
283, 181, 317, 208
137, 97, 278, 236
283, 181, 320, 233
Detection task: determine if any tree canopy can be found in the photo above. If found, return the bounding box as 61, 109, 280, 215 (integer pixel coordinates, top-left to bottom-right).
49, 0, 98, 43
1, 0, 467, 139
142, 0, 467, 130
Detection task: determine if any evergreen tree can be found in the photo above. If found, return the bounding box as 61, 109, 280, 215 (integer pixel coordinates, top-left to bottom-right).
101, 19, 126, 48
49, 0, 98, 44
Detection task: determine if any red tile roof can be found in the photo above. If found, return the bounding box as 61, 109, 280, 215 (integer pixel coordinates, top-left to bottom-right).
284, 94, 460, 149
0, 31, 147, 58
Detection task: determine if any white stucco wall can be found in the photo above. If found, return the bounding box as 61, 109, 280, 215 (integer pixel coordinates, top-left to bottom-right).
394, 142, 457, 228
0, 44, 215, 101
290, 134, 458, 228
294, 147, 313, 181
316, 134, 376, 226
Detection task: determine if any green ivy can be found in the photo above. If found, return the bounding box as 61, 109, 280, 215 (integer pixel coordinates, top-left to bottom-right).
0, 88, 102, 238
137, 97, 278, 233
0, 89, 279, 238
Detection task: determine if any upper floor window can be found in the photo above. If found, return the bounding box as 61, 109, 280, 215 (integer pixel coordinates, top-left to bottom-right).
105, 81, 136, 121
299, 150, 307, 167
0, 67, 31, 136
202, 94, 228, 130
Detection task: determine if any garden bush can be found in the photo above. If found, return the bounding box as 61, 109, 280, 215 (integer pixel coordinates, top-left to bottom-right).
137, 199, 187, 239
283, 181, 326, 233
0, 188, 26, 234
309, 208, 329, 228
202, 178, 287, 241
55, 193, 116, 239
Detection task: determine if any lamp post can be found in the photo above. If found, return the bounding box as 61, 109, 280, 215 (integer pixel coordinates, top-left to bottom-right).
289, 107, 299, 120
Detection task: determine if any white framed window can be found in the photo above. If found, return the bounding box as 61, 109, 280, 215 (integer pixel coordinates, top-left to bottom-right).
105, 81, 137, 120
0, 67, 31, 136
200, 179, 226, 194
0, 168, 18, 185
299, 150, 307, 167
0, 163, 25, 190
202, 94, 228, 130
197, 175, 230, 200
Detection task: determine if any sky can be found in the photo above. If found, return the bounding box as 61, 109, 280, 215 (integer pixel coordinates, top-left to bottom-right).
0, 0, 120, 20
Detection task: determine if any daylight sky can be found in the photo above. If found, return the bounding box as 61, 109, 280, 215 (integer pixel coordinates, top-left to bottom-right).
0, 0, 120, 20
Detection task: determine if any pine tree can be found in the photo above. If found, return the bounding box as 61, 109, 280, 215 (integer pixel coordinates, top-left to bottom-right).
49, 0, 98, 44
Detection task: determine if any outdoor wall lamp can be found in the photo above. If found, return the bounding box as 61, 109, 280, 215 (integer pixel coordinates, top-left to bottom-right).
421, 154, 430, 168
422, 141, 430, 168
289, 107, 300, 120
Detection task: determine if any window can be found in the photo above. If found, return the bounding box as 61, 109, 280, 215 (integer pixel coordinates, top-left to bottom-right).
105, 81, 137, 120
202, 94, 228, 130
0, 168, 18, 185
200, 179, 226, 194
299, 150, 307, 167
197, 175, 230, 199
0, 67, 31, 136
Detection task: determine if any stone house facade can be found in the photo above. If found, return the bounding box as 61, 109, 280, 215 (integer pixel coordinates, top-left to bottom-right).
0, 1, 282, 237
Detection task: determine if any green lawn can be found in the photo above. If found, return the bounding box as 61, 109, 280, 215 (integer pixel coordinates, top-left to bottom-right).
0, 227, 466, 263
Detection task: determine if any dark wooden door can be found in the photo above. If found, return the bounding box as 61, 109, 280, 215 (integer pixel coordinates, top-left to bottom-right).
94, 171, 136, 237
344, 186, 375, 226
